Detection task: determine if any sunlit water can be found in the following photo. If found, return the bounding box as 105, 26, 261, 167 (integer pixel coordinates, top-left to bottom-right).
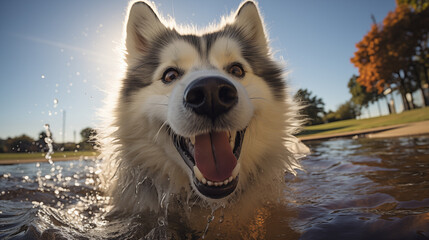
1, 136, 428, 239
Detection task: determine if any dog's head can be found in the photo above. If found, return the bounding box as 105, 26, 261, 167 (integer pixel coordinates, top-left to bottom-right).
119, 1, 291, 201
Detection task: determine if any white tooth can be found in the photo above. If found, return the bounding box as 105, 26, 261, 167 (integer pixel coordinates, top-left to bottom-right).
229, 176, 233, 182
229, 131, 236, 148
190, 136, 195, 145
202, 177, 207, 184
214, 182, 220, 187
232, 163, 240, 178
193, 166, 203, 182
207, 181, 213, 186
224, 179, 229, 185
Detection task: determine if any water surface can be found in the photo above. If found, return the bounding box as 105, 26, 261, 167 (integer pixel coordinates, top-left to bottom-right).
1, 136, 428, 239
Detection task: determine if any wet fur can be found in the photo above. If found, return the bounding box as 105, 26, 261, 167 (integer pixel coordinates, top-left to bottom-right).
98, 0, 306, 219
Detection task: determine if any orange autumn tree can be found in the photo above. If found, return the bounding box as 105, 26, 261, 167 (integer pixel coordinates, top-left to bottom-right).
351, 3, 429, 110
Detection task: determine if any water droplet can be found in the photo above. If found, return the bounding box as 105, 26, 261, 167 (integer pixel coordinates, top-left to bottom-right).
157, 216, 165, 226
202, 214, 215, 239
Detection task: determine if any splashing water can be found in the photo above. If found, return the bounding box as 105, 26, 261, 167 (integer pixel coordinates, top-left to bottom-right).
202, 210, 216, 239
53, 98, 58, 108
44, 124, 54, 164
1, 137, 429, 239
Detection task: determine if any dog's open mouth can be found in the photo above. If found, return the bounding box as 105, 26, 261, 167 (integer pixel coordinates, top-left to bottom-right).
172, 129, 245, 199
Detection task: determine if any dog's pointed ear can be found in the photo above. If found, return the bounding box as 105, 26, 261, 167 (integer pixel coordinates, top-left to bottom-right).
233, 1, 268, 51
125, 1, 166, 58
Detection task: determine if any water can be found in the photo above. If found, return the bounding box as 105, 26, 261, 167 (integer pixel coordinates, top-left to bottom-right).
1, 136, 428, 239
43, 124, 54, 163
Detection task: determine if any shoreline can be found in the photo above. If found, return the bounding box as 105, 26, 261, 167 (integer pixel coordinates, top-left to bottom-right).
2, 120, 428, 165
299, 120, 429, 142
0, 156, 98, 165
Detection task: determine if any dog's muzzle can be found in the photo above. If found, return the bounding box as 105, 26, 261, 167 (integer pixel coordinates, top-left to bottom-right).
171, 76, 245, 199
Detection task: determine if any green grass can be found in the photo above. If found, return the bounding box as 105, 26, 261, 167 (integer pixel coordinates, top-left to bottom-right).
299, 107, 429, 137
0, 151, 98, 161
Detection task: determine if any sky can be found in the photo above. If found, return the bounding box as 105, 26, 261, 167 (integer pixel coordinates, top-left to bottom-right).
0, 0, 397, 142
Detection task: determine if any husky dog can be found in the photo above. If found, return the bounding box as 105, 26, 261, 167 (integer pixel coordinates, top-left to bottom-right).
99, 0, 307, 220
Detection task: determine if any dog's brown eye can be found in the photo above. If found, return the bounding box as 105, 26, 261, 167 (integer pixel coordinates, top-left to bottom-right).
162, 68, 180, 84
228, 64, 245, 78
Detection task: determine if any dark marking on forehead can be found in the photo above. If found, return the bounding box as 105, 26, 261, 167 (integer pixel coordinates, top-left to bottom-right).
121, 29, 202, 100
203, 25, 286, 101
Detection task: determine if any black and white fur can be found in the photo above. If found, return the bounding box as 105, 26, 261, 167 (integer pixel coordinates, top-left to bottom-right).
98, 0, 307, 217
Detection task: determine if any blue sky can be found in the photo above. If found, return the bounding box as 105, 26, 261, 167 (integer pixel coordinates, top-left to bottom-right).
0, 0, 397, 142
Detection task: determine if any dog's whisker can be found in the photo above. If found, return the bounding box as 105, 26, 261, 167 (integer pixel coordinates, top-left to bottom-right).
153, 121, 168, 142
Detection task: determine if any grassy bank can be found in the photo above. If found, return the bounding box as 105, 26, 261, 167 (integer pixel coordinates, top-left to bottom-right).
0, 151, 98, 161
298, 107, 429, 137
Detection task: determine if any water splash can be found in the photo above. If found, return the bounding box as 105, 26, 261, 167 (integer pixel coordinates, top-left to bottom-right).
44, 124, 54, 164
53, 98, 58, 108
202, 211, 215, 239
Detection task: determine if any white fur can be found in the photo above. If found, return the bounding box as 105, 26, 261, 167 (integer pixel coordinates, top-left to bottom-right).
98, 0, 308, 222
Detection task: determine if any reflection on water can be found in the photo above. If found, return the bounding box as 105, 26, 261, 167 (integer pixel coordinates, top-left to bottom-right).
0, 136, 428, 239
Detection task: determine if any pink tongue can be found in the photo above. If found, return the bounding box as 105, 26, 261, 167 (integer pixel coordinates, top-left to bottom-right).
194, 132, 237, 182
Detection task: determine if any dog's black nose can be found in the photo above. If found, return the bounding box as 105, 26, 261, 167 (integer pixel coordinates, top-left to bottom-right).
184, 77, 238, 119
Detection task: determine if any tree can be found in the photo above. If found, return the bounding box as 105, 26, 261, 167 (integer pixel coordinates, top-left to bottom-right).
34, 131, 49, 152
351, 3, 429, 110
294, 89, 325, 125
396, 0, 429, 11
5, 135, 37, 153
336, 101, 361, 120
80, 127, 97, 150
80, 128, 96, 142
348, 75, 376, 110
0, 139, 6, 153
323, 101, 360, 122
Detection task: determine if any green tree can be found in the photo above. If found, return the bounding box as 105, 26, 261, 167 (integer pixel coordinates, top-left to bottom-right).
396, 0, 429, 11
348, 75, 381, 115
5, 135, 36, 153
0, 139, 6, 153
348, 75, 374, 108
336, 101, 361, 120
80, 128, 96, 142
294, 89, 325, 125
80, 127, 97, 151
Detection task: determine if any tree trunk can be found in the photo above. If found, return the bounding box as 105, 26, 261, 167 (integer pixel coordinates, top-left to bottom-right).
401, 91, 410, 111
398, 72, 412, 111
419, 87, 427, 107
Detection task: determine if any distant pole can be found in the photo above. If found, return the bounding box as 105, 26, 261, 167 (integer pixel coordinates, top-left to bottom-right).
62, 110, 66, 143
73, 130, 76, 143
